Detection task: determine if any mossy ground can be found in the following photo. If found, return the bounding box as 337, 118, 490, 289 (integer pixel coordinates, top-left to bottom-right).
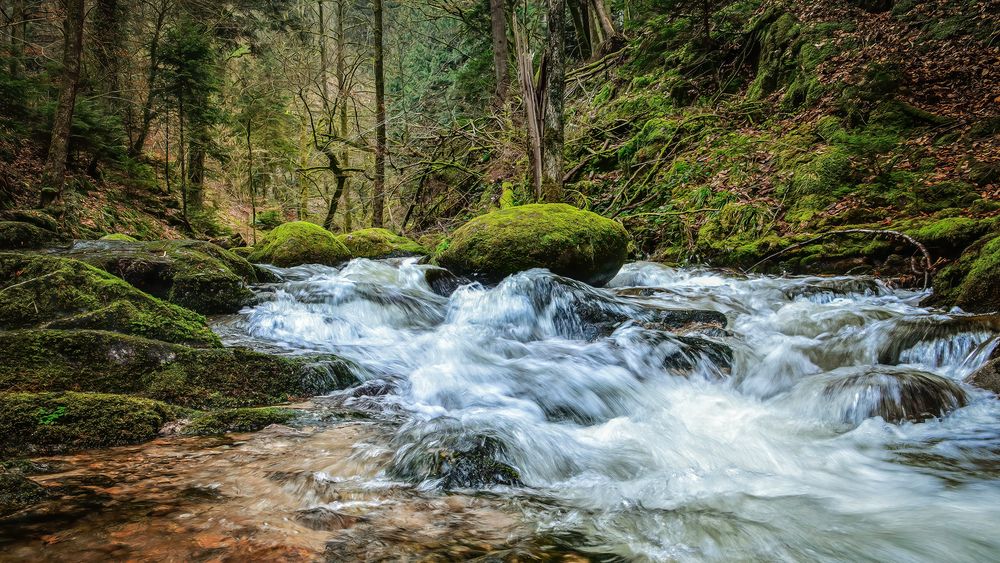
336, 228, 427, 259
248, 221, 350, 267
99, 233, 139, 242
435, 203, 630, 286
0, 253, 219, 346
0, 221, 67, 250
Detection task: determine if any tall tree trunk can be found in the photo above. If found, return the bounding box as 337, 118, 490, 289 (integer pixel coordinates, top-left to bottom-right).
246, 116, 257, 244
371, 0, 386, 227
541, 0, 566, 202
10, 0, 24, 77
336, 0, 351, 231
178, 96, 188, 221
590, 0, 617, 44
128, 0, 168, 157
92, 0, 124, 106
489, 0, 510, 102
40, 0, 86, 207
568, 0, 591, 60
187, 133, 206, 208
513, 21, 543, 198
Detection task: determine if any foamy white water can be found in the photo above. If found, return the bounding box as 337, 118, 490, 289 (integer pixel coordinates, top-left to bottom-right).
223, 259, 1000, 561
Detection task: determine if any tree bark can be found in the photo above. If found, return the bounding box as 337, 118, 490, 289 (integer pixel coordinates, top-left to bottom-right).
336, 0, 351, 231
513, 21, 543, 199
590, 0, 617, 42
128, 0, 168, 157
9, 0, 24, 78
541, 0, 566, 202
40, 0, 86, 206
568, 0, 591, 60
489, 0, 510, 102
371, 0, 386, 227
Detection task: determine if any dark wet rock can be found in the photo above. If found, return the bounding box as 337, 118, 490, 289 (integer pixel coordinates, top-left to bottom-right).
782, 276, 885, 300
877, 314, 1000, 365
0, 253, 220, 346
0, 471, 49, 517
50, 239, 261, 314
296, 507, 364, 531
0, 221, 67, 250
816, 366, 968, 424
435, 203, 630, 287
967, 357, 1000, 396
423, 266, 470, 297
0, 329, 358, 409
579, 300, 727, 340
434, 438, 522, 489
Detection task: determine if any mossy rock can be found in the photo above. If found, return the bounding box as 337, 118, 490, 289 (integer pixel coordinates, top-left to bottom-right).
0, 221, 67, 251
336, 228, 427, 259
99, 233, 138, 242
54, 239, 258, 314
0, 471, 49, 517
907, 217, 990, 255
248, 221, 350, 267
230, 246, 254, 259
183, 407, 297, 435
435, 204, 630, 286
0, 329, 358, 409
0, 391, 182, 457
953, 236, 1000, 313
0, 253, 219, 346
0, 210, 60, 232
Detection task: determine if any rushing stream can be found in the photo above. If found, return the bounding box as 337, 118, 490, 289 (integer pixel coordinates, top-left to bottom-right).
5, 259, 1000, 561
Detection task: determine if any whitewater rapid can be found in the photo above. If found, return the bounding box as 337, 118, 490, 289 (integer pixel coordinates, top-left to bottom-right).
221, 259, 1000, 561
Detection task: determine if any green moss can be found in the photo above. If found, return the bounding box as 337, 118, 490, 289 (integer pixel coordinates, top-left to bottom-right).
0, 253, 219, 346
336, 228, 427, 259
230, 246, 254, 259
0, 210, 60, 232
99, 233, 138, 242
0, 330, 358, 409
0, 221, 66, 250
909, 217, 989, 254
60, 239, 257, 314
953, 236, 1000, 313
184, 407, 297, 435
435, 204, 630, 286
0, 391, 182, 457
248, 221, 350, 267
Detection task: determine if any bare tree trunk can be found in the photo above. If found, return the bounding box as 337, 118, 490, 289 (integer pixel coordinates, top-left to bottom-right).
371, 0, 386, 227
513, 22, 543, 199
336, 0, 351, 232
129, 0, 168, 157
590, 0, 617, 41
186, 126, 207, 208
568, 0, 591, 60
178, 96, 188, 221
40, 0, 86, 207
541, 0, 566, 202
489, 0, 510, 102
10, 0, 24, 77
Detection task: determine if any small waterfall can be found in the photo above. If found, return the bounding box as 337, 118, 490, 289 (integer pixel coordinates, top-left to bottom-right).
221, 258, 1000, 562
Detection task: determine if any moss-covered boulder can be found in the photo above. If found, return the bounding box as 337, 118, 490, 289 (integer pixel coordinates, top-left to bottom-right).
54, 239, 260, 314
183, 407, 297, 435
99, 233, 138, 242
0, 329, 356, 409
230, 246, 254, 259
248, 221, 350, 267
0, 209, 60, 232
435, 204, 630, 286
0, 471, 49, 517
0, 391, 181, 457
336, 228, 427, 259
0, 221, 67, 250
931, 234, 1000, 314
0, 253, 219, 346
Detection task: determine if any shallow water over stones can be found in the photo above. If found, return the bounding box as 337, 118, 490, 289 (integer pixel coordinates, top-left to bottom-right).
4, 259, 1000, 561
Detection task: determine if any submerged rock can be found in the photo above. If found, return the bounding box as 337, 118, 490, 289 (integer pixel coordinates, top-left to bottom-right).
0, 253, 219, 346
249, 221, 350, 267
336, 228, 427, 259
435, 203, 630, 286
0, 471, 49, 517
182, 407, 297, 435
433, 438, 522, 489
798, 366, 968, 425
53, 239, 260, 314
0, 329, 357, 409
0, 391, 181, 457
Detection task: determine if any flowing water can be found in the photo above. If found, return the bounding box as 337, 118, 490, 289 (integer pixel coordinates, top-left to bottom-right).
4, 259, 1000, 562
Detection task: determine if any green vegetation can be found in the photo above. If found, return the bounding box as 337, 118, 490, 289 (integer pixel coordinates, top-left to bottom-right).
248, 221, 351, 267
0, 471, 49, 517
99, 233, 139, 242
0, 221, 67, 250
337, 228, 427, 259
0, 329, 356, 409
0, 392, 182, 457
0, 253, 219, 346
435, 204, 630, 286
184, 407, 297, 435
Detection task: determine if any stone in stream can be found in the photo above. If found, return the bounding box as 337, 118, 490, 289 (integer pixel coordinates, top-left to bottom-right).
248, 221, 351, 268
433, 437, 522, 489
335, 228, 427, 259
877, 313, 1000, 365
0, 471, 49, 517
48, 238, 265, 314
805, 366, 968, 425
434, 203, 630, 287
0, 253, 220, 346
966, 343, 1000, 395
